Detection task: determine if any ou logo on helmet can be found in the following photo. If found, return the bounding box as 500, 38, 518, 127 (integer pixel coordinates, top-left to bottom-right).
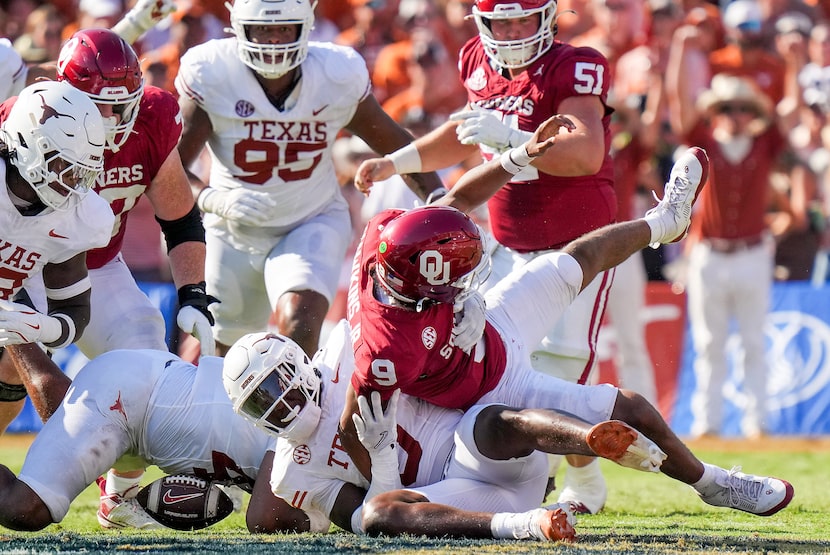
420, 250, 451, 285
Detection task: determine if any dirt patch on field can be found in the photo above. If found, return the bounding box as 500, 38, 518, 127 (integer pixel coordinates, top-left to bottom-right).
683, 435, 830, 453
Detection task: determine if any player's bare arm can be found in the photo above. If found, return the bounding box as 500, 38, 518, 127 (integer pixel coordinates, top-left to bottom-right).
338, 382, 373, 481
145, 147, 206, 287
246, 451, 317, 533
354, 119, 475, 195
41, 255, 93, 345
4, 343, 70, 423
177, 96, 214, 199
527, 95, 606, 177
346, 95, 448, 200
438, 114, 575, 214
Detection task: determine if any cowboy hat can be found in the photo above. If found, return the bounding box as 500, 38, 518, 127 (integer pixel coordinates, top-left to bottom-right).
697, 73, 773, 120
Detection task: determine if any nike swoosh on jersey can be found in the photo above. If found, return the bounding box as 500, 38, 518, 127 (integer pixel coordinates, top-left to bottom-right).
48, 229, 68, 239
312, 105, 329, 116
331, 362, 340, 383
162, 491, 205, 504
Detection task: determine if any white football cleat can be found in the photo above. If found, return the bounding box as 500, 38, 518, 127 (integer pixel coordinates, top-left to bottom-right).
697, 466, 794, 516
645, 146, 709, 247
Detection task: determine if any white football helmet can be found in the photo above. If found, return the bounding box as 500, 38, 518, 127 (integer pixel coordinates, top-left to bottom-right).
223, 331, 322, 442
471, 0, 557, 69
227, 0, 317, 79
1, 80, 105, 211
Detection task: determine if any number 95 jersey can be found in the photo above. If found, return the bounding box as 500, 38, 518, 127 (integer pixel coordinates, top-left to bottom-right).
176, 38, 370, 234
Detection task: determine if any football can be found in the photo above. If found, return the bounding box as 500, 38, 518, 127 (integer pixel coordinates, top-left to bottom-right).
135, 474, 235, 530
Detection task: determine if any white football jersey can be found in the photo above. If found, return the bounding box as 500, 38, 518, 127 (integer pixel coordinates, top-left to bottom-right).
176, 38, 370, 253
18, 350, 273, 521
270, 321, 462, 519
0, 160, 115, 299
0, 39, 26, 101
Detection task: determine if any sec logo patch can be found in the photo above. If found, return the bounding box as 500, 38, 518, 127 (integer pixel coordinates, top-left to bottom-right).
293, 445, 311, 465
422, 326, 437, 349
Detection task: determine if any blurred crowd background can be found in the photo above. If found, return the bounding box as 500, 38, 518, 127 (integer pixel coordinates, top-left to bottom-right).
1, 0, 829, 286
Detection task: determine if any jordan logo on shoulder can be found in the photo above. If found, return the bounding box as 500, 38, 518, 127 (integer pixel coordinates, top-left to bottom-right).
48, 229, 68, 239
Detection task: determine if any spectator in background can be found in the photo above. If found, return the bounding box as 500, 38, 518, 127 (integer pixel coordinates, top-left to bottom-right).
665, 63, 786, 438
572, 0, 647, 73
64, 0, 125, 42
710, 0, 785, 104
12, 3, 65, 63
335, 0, 406, 74
768, 13, 824, 282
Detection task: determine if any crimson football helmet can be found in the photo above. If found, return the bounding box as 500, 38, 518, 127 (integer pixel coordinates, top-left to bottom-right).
57, 28, 144, 152
228, 0, 316, 79
471, 0, 557, 68
1, 80, 105, 210
375, 206, 490, 307
223, 332, 322, 442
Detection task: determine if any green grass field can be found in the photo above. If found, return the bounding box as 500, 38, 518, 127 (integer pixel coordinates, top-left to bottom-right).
1, 435, 829, 554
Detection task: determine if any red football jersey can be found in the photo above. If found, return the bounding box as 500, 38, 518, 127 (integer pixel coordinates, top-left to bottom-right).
86, 85, 182, 269
347, 209, 507, 410
458, 37, 617, 252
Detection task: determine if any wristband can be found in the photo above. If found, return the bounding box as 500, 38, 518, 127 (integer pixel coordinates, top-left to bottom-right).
499, 145, 533, 175
196, 188, 215, 213
385, 143, 422, 174
178, 282, 219, 325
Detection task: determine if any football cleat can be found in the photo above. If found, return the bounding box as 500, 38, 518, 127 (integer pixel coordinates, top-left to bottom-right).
697, 466, 794, 516
97, 476, 163, 530
586, 420, 667, 472
556, 459, 607, 515
645, 146, 709, 248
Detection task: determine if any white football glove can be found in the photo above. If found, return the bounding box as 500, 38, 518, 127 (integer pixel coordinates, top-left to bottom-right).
452, 291, 486, 354
197, 187, 278, 226
176, 283, 218, 358
352, 390, 402, 502
177, 306, 215, 357
450, 110, 533, 151
0, 300, 63, 347
112, 0, 177, 44
352, 390, 399, 454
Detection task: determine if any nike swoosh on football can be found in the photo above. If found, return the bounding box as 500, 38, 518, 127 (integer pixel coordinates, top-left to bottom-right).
48, 229, 68, 239
312, 105, 329, 116
162, 490, 205, 504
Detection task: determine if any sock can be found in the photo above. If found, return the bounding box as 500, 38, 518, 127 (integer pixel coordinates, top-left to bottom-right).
644, 212, 664, 245
565, 458, 601, 479
691, 463, 722, 495
105, 470, 143, 498
491, 510, 539, 540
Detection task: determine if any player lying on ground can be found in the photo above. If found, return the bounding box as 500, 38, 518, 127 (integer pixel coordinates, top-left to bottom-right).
0, 343, 291, 531
225, 321, 665, 541
339, 116, 794, 518
0, 330, 654, 538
